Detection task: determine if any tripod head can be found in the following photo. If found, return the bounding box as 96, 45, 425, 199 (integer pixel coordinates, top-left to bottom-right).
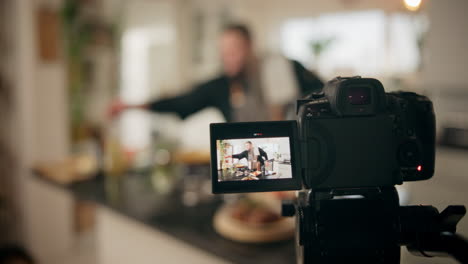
400, 204, 467, 262
282, 188, 468, 264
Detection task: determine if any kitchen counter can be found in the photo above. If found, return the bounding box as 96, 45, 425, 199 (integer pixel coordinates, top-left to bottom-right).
34, 165, 296, 264
32, 146, 468, 264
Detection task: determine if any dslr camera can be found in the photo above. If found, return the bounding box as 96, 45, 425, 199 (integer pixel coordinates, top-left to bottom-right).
210, 77, 467, 263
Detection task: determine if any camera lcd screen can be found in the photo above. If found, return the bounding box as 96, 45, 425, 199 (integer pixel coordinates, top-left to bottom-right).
216, 137, 293, 181
210, 121, 302, 193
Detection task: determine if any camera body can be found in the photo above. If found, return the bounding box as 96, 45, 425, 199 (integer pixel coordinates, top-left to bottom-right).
297, 76, 435, 190
210, 76, 435, 193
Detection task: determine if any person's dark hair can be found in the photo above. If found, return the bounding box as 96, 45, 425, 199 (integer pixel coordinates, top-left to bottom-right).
222, 23, 252, 42
0, 245, 34, 264
245, 141, 252, 145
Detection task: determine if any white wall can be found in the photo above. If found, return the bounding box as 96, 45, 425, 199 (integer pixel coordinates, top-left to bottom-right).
13, 0, 72, 260
419, 0, 468, 132
13, 0, 39, 244
33, 64, 69, 161
14, 0, 70, 165
421, 0, 468, 89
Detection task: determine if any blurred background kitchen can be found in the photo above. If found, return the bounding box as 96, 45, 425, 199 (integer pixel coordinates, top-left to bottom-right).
1, 0, 468, 263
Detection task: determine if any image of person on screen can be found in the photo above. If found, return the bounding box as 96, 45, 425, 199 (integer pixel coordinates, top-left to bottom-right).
230, 141, 268, 171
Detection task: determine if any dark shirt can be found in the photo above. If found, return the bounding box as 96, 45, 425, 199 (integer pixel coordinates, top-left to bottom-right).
148, 60, 323, 122
232, 148, 268, 165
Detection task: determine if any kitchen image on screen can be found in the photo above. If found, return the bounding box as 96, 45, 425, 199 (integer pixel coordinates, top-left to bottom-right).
216, 137, 292, 181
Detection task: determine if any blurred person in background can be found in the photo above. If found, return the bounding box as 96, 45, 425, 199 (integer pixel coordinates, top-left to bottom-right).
109, 23, 323, 122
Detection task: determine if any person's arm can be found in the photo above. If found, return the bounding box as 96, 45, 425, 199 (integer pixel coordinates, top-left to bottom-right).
109, 78, 224, 119
146, 84, 212, 119
232, 151, 248, 160
108, 100, 148, 117
259, 148, 268, 160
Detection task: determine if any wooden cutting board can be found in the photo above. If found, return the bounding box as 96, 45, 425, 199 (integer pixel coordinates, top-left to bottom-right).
33, 155, 97, 185
213, 204, 295, 243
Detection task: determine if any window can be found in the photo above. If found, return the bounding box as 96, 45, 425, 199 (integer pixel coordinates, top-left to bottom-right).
281, 10, 426, 78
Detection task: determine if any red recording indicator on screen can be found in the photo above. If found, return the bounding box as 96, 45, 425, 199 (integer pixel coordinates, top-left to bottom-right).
417, 165, 422, 172
253, 133, 263, 136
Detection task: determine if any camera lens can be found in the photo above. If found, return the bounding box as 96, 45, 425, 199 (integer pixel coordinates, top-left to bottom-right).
347, 86, 371, 105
